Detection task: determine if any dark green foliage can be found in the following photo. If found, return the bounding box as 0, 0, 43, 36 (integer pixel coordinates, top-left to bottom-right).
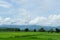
24, 28, 29, 32
48, 28, 54, 33
56, 28, 60, 33
33, 29, 36, 32
0, 28, 20, 32
38, 28, 45, 32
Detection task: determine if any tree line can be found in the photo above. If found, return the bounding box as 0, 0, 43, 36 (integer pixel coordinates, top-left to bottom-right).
0, 27, 60, 33
24, 28, 60, 33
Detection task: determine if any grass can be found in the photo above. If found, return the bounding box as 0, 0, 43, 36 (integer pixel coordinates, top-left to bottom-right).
0, 32, 59, 40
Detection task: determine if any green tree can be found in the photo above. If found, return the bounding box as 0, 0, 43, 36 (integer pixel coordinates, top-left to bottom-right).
24, 28, 29, 32
33, 29, 36, 32
5, 28, 20, 32
38, 28, 45, 32
48, 28, 54, 33
56, 28, 60, 33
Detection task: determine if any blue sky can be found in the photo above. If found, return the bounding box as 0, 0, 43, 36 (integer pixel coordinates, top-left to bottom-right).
0, 0, 60, 26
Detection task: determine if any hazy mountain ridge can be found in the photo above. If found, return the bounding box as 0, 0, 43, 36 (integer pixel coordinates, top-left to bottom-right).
0, 25, 58, 31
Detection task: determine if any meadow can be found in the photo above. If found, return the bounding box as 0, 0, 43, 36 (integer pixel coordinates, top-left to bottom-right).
0, 32, 59, 40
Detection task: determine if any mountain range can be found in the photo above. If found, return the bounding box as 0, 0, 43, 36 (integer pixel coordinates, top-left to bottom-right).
0, 25, 59, 31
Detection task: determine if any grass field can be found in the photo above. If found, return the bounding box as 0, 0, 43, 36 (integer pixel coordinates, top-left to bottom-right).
0, 32, 59, 40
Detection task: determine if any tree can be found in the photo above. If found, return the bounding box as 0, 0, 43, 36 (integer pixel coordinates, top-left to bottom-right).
14, 28, 20, 31
5, 28, 20, 32
56, 28, 60, 33
38, 28, 45, 32
24, 28, 29, 32
48, 28, 54, 33
33, 29, 36, 32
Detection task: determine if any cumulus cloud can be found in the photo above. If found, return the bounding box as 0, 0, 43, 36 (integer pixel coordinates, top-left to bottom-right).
29, 15, 60, 26
0, 17, 30, 25
0, 17, 3, 25
0, 14, 59, 26
29, 17, 47, 25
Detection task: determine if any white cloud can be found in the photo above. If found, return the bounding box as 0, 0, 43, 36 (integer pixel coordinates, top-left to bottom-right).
4, 18, 11, 22
29, 14, 60, 26
0, 17, 30, 25
2, 18, 11, 25
0, 14, 59, 26
0, 1, 13, 8
0, 17, 3, 25
0, 4, 10, 8
29, 17, 49, 26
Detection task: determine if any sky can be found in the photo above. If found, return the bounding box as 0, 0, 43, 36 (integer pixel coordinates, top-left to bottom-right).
0, 0, 60, 26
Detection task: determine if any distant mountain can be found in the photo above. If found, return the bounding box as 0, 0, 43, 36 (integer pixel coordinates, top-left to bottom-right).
0, 25, 59, 31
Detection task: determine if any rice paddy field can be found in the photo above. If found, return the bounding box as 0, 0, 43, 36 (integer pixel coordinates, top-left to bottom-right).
0, 32, 59, 40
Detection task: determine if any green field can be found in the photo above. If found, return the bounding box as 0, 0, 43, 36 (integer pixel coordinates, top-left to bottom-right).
0, 32, 59, 40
